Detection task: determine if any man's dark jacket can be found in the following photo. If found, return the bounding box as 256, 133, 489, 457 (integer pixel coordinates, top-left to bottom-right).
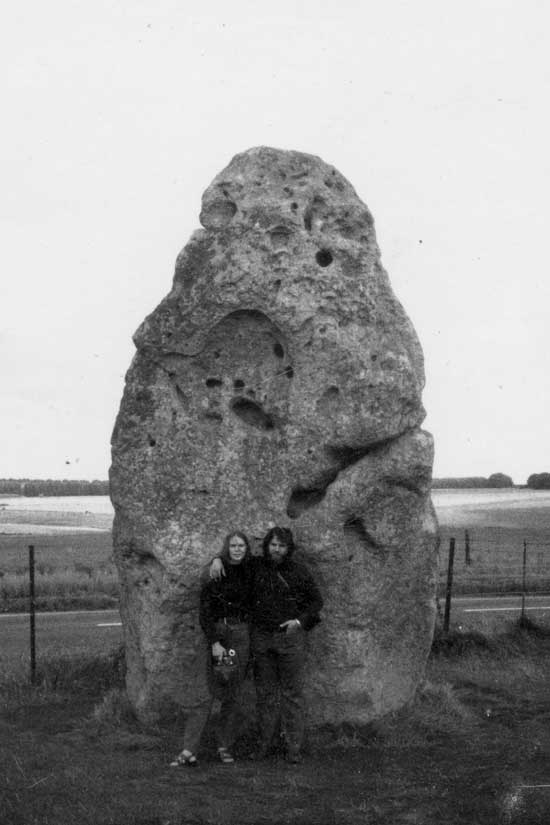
249, 551, 323, 632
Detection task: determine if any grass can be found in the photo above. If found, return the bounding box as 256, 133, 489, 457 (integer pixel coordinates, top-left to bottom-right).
2, 494, 550, 612
0, 532, 117, 612
2, 620, 550, 824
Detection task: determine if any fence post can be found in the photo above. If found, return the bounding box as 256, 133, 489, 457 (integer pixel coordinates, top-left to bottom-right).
520, 540, 527, 623
465, 529, 471, 566
29, 544, 36, 684
443, 537, 455, 633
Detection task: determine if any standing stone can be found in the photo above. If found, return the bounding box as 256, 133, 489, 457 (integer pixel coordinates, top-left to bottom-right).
110, 146, 439, 725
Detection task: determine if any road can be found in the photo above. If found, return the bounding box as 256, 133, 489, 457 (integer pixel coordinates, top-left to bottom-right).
3, 595, 550, 657
1, 608, 123, 660
454, 594, 550, 615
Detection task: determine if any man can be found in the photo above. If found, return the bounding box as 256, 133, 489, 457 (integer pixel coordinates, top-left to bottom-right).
212, 525, 323, 763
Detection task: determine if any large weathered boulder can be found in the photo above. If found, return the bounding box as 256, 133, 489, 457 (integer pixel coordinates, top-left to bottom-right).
110, 146, 439, 726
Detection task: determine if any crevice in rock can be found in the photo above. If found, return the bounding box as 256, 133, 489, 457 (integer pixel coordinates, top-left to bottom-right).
230, 397, 275, 430
287, 484, 333, 518
286, 432, 418, 519
204, 411, 223, 422
173, 382, 188, 406
205, 377, 223, 388
343, 517, 383, 552
287, 468, 339, 518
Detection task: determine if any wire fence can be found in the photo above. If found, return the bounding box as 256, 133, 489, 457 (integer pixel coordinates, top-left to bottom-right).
437, 529, 550, 632
4, 529, 550, 681
437, 529, 550, 597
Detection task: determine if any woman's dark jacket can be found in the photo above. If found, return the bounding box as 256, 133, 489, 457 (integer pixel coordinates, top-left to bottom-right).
199, 562, 254, 644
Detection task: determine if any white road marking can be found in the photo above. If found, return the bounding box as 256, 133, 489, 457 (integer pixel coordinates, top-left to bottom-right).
463, 605, 550, 613
0, 609, 120, 619
455, 595, 550, 602
96, 622, 122, 627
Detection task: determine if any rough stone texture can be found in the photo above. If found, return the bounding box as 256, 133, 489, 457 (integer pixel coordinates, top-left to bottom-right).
110, 146, 439, 725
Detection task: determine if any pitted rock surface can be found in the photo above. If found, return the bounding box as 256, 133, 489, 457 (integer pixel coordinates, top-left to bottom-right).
110, 146, 439, 725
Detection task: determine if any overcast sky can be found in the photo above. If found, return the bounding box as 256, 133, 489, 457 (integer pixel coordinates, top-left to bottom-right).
2, 1, 549, 484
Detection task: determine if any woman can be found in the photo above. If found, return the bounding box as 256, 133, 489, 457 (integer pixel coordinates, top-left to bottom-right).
170, 531, 253, 767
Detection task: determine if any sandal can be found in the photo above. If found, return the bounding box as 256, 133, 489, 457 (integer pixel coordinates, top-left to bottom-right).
170, 749, 198, 768
217, 747, 235, 764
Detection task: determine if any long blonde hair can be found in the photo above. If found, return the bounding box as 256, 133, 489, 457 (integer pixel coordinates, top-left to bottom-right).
220, 531, 251, 563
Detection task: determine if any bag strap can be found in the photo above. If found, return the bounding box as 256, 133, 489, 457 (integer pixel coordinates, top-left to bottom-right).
276, 572, 290, 589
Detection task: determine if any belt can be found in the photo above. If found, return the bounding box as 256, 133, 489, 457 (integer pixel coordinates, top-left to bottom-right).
255, 624, 286, 633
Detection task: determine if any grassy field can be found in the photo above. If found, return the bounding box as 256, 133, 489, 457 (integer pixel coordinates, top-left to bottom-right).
438, 504, 550, 596
2, 621, 550, 824
2, 492, 550, 611
1, 489, 549, 613
0, 532, 117, 612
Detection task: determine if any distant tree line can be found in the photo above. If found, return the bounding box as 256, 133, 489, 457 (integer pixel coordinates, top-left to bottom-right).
0, 479, 109, 496
526, 473, 550, 490
432, 473, 513, 489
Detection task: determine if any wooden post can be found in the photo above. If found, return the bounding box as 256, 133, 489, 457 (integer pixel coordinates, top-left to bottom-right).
520, 540, 527, 623
465, 529, 471, 566
443, 538, 455, 633
29, 545, 36, 684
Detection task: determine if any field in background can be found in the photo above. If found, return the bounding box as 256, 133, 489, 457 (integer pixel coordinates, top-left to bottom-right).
437, 492, 550, 597
0, 532, 116, 612
1, 489, 550, 612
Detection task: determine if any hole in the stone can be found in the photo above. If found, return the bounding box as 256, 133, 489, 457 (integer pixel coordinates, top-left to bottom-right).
233, 379, 245, 390
247, 389, 256, 397
231, 398, 275, 430
344, 517, 371, 546
270, 226, 292, 247
291, 202, 298, 211
174, 384, 187, 405
273, 342, 284, 359
273, 279, 281, 289
371, 354, 378, 362
284, 365, 294, 379
203, 199, 237, 228
205, 378, 222, 388
205, 411, 223, 422
316, 249, 333, 267
147, 435, 156, 447
303, 210, 312, 231
287, 487, 327, 519
213, 351, 221, 359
